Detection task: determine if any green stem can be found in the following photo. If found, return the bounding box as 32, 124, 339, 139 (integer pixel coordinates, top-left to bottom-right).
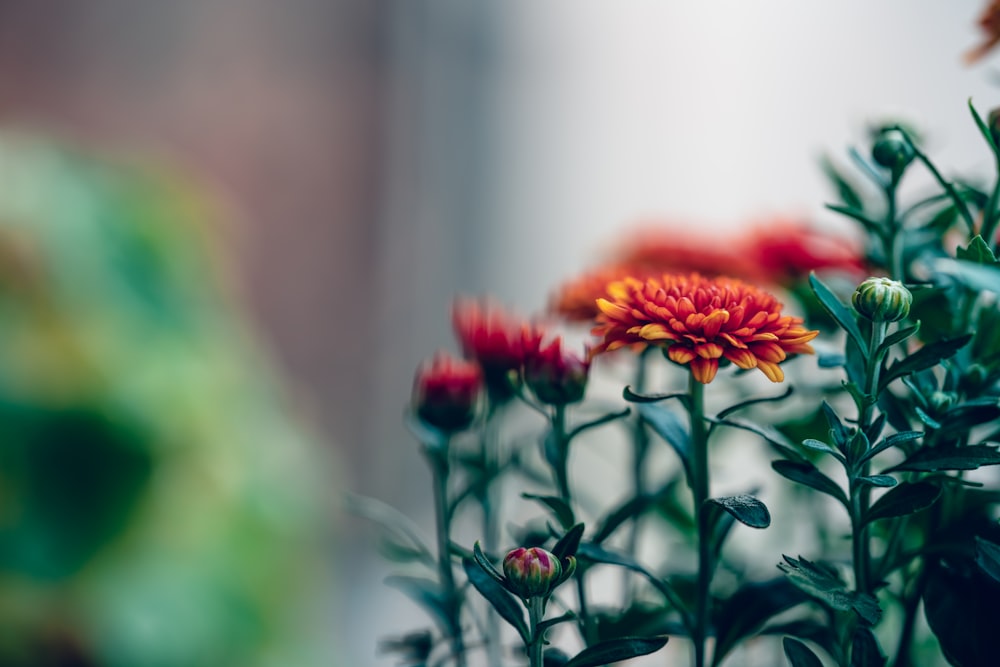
624, 350, 652, 603
980, 155, 1000, 250
851, 321, 888, 596
482, 406, 503, 667
428, 443, 467, 667
689, 375, 711, 667
883, 182, 904, 281
527, 596, 546, 667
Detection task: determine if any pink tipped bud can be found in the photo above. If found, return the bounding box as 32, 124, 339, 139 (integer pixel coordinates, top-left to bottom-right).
412, 352, 482, 433
523, 337, 591, 406
502, 547, 563, 599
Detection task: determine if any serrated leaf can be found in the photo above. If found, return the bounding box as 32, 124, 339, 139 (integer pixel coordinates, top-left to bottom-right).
864, 481, 941, 525
957, 234, 1000, 265
462, 557, 529, 643
636, 402, 691, 481
850, 626, 886, 667
809, 273, 868, 356
975, 537, 1000, 584
783, 637, 824, 667
552, 523, 585, 560
712, 578, 808, 665
879, 335, 973, 392
772, 460, 849, 508
522, 493, 575, 530
882, 444, 1000, 473
705, 495, 771, 529
564, 636, 669, 667
778, 555, 882, 625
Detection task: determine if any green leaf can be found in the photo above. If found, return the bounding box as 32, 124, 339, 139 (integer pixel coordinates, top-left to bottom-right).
957, 234, 1000, 265
864, 481, 941, 525
569, 407, 632, 440
405, 413, 448, 452
809, 273, 868, 356
564, 636, 669, 667
462, 558, 528, 643
712, 578, 808, 665
970, 98, 1000, 160
778, 555, 882, 625
772, 460, 849, 508
825, 203, 881, 233
850, 626, 886, 667
856, 475, 897, 488
801, 438, 841, 458
636, 402, 691, 481
552, 523, 585, 561
879, 335, 973, 392
783, 637, 824, 667
522, 493, 575, 530
705, 495, 771, 529
623, 386, 690, 405
715, 416, 795, 451
593, 494, 654, 544
716, 387, 794, 420
932, 258, 1000, 293
875, 323, 920, 359
473, 541, 506, 586
820, 155, 866, 210
924, 550, 1000, 667
883, 444, 1000, 473
975, 536, 1000, 584
858, 430, 923, 465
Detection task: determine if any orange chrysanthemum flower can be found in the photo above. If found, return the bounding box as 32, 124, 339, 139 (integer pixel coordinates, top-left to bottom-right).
592, 273, 819, 384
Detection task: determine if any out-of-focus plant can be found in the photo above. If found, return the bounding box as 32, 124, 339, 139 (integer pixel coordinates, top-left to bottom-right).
0, 134, 332, 667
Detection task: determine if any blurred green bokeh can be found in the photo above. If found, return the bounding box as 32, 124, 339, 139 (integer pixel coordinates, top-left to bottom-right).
0, 133, 334, 666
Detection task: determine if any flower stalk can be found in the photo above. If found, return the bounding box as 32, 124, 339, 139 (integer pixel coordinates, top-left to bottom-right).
689, 374, 712, 667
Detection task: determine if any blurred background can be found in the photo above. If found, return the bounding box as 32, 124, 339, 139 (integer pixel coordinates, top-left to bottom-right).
0, 1, 995, 665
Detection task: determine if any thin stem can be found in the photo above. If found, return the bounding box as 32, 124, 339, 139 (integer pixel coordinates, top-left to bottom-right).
482, 406, 503, 667
883, 182, 904, 281
689, 375, 711, 667
527, 596, 546, 667
624, 349, 652, 603
428, 443, 468, 667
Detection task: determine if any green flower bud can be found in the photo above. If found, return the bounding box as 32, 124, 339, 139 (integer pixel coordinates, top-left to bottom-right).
502, 547, 562, 599
929, 391, 957, 414
852, 277, 912, 323
871, 129, 915, 173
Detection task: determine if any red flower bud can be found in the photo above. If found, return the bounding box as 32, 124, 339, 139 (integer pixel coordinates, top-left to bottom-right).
523, 336, 591, 406
452, 299, 541, 402
413, 352, 482, 432
502, 547, 563, 599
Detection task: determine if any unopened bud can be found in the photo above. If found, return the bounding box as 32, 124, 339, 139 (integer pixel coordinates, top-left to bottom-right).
502, 547, 563, 599
413, 352, 482, 432
523, 337, 591, 406
871, 129, 915, 173
852, 277, 912, 323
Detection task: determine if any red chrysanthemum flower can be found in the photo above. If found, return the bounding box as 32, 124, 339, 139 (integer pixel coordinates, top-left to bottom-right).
452, 298, 543, 400
592, 273, 819, 384
549, 263, 654, 322
523, 335, 591, 406
741, 220, 867, 284
413, 352, 482, 432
